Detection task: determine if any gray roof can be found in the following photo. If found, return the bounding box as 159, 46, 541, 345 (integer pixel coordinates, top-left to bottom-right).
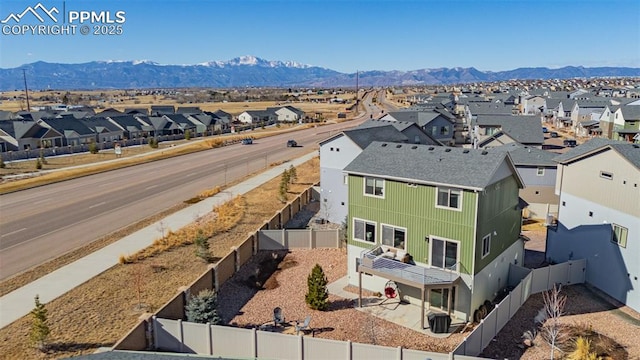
620, 105, 640, 121
355, 119, 442, 145
385, 110, 452, 127
493, 143, 558, 167
553, 138, 640, 169
468, 102, 515, 115
476, 115, 544, 145
344, 142, 515, 190
343, 125, 408, 149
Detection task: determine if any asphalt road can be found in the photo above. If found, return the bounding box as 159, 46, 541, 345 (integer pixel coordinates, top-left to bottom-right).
0, 95, 382, 280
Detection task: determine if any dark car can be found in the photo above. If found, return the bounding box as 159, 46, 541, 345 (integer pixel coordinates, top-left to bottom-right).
286, 139, 297, 147
542, 127, 549, 133
563, 139, 577, 147
241, 138, 253, 145
550, 131, 559, 138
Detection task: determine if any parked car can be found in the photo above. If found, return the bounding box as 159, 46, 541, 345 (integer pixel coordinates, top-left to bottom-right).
550, 131, 559, 138
287, 139, 297, 147
242, 138, 253, 145
542, 127, 549, 133
563, 139, 577, 147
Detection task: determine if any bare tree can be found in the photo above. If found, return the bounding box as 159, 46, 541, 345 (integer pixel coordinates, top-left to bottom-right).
538, 284, 567, 360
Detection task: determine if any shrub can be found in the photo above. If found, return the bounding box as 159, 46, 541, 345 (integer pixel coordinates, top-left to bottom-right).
35, 158, 42, 169
288, 165, 297, 184
30, 295, 50, 352
148, 138, 159, 149
88, 142, 98, 154
194, 229, 210, 262
184, 130, 191, 140
185, 289, 222, 324
0, 157, 5, 169
305, 264, 328, 311
567, 337, 598, 360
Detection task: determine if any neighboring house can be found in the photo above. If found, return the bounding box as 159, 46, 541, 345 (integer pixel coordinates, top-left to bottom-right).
237, 110, 276, 124
147, 116, 182, 136
187, 113, 221, 135
520, 95, 546, 115
97, 108, 125, 118
163, 114, 197, 135
269, 106, 305, 123
319, 125, 409, 224
150, 106, 175, 116
475, 115, 544, 149
0, 120, 64, 151
39, 116, 96, 146
382, 110, 455, 145
0, 120, 19, 152
81, 117, 125, 143
175, 106, 202, 115
108, 115, 149, 139
355, 119, 443, 146
615, 106, 640, 143
547, 138, 640, 312
494, 143, 559, 219
467, 102, 516, 117
344, 142, 525, 321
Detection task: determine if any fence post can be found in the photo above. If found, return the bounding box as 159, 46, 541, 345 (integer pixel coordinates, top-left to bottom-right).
177, 319, 184, 352
282, 229, 287, 248
309, 229, 314, 249
298, 332, 304, 360
232, 246, 239, 272
207, 323, 213, 355
213, 265, 220, 292
252, 328, 258, 359
336, 229, 340, 248
152, 316, 158, 350
397, 346, 402, 360
347, 340, 352, 360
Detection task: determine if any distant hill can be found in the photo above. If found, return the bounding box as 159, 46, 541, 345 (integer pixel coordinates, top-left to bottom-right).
1, 56, 638, 90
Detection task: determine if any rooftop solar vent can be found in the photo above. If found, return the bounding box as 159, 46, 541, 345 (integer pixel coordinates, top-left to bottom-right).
428, 147, 435, 151
445, 148, 451, 152
411, 146, 418, 149
481, 151, 488, 155
463, 149, 470, 153
396, 144, 402, 148
381, 143, 387, 147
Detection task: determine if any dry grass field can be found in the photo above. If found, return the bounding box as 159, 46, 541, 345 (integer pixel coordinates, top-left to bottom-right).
0, 157, 320, 360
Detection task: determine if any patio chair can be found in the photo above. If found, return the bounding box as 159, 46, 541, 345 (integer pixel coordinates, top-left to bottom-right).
294, 315, 311, 335
273, 307, 285, 327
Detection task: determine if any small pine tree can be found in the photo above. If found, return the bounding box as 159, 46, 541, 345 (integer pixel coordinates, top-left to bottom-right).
35, 158, 42, 170
305, 264, 329, 311
149, 138, 159, 148
278, 169, 290, 202
185, 289, 222, 324
184, 130, 191, 140
194, 229, 210, 262
30, 295, 50, 352
39, 148, 48, 164
288, 165, 297, 184
0, 156, 6, 169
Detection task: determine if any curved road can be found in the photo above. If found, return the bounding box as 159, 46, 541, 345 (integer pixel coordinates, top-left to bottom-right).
0, 93, 386, 280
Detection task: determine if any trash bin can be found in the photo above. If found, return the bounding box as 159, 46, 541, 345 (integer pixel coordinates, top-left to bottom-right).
428, 312, 451, 334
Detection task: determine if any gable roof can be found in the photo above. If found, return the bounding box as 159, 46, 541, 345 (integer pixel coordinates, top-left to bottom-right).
344, 142, 519, 190
620, 105, 640, 121
468, 102, 515, 115
342, 126, 409, 149
493, 143, 558, 167
40, 116, 94, 136
476, 115, 544, 145
81, 117, 123, 133
356, 119, 442, 145
553, 138, 640, 169
385, 110, 454, 127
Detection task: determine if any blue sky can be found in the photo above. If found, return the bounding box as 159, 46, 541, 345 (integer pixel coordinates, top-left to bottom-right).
0, 0, 638, 72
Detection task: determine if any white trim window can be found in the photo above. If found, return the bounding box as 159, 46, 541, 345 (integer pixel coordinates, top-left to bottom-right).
612, 224, 628, 248
481, 234, 491, 258
436, 187, 462, 210
431, 237, 459, 271
381, 224, 406, 250
537, 167, 545, 176
353, 218, 376, 244
364, 177, 384, 197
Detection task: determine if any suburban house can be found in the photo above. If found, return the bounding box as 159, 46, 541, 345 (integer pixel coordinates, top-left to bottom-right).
81, 117, 126, 144
494, 143, 559, 220
163, 114, 197, 135
237, 110, 276, 124
546, 138, 640, 312
380, 109, 456, 145
267, 106, 305, 123
615, 106, 640, 143
150, 105, 175, 116
355, 119, 443, 146
344, 142, 525, 322
319, 125, 410, 224
0, 120, 64, 151
39, 116, 96, 146
187, 113, 222, 135
147, 116, 183, 136
108, 115, 150, 139
474, 115, 545, 149
520, 95, 546, 115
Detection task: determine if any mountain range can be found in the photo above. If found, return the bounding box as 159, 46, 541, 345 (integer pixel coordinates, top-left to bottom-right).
1, 55, 638, 90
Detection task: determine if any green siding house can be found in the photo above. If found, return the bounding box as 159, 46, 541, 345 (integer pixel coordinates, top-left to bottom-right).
344, 142, 525, 324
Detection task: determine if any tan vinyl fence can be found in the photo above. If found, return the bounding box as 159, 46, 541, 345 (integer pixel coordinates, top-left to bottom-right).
452, 259, 587, 357
152, 317, 458, 360
258, 229, 341, 250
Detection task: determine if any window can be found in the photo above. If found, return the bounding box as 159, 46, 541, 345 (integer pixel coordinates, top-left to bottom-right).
600, 171, 613, 180
432, 126, 438, 136
364, 177, 384, 197
382, 224, 406, 249
612, 224, 628, 248
437, 187, 462, 210
431, 238, 458, 270
440, 126, 449, 135
481, 234, 491, 258
343, 175, 348, 185
537, 167, 545, 176
353, 218, 376, 243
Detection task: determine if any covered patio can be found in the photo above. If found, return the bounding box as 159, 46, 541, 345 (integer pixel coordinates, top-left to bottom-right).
356, 246, 462, 330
